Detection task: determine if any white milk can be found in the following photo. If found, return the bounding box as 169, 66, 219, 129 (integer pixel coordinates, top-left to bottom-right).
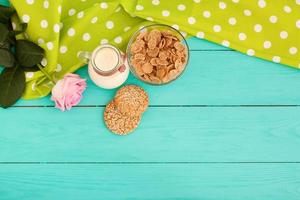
88, 44, 129, 89
94, 47, 119, 72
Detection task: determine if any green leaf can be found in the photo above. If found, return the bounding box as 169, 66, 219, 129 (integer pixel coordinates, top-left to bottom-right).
0, 5, 15, 23
0, 66, 25, 108
0, 39, 10, 49
22, 65, 42, 72
0, 23, 9, 44
10, 23, 28, 36
0, 48, 15, 68
16, 40, 45, 68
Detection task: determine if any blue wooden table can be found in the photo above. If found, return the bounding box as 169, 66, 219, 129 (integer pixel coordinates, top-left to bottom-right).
1, 1, 300, 199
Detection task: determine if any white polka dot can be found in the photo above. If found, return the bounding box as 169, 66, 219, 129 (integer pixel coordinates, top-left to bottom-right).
263, 41, 272, 49
139, 26, 146, 32
232, 0, 239, 3
26, 0, 34, 5
222, 40, 230, 47
203, 10, 211, 18
247, 49, 255, 56
152, 0, 160, 5
172, 24, 179, 30
91, 17, 98, 24
213, 25, 221, 32
296, 0, 300, 5
146, 17, 154, 21
60, 46, 68, 54
258, 0, 266, 8
31, 82, 36, 91
67, 28, 76, 36
283, 5, 292, 13
188, 17, 196, 24
11, 22, 16, 30
22, 15, 30, 23
272, 56, 281, 63
77, 11, 84, 19
228, 17, 237, 25
136, 5, 144, 11
41, 58, 47, 66
114, 36, 122, 44
177, 4, 186, 11
193, 0, 201, 2
244, 9, 252, 16
254, 24, 262, 32
124, 26, 131, 32
296, 20, 300, 29
106, 21, 114, 29
68, 9, 76, 16
196, 31, 205, 38
289, 47, 298, 55
280, 31, 288, 39
43, 0, 49, 9
58, 5, 62, 14
55, 64, 62, 72
40, 20, 48, 28
26, 72, 34, 78
53, 24, 60, 33
180, 31, 187, 37
238, 33, 247, 40
37, 38, 44, 44
219, 2, 227, 9
100, 2, 108, 9
46, 42, 53, 50
162, 10, 170, 17
82, 33, 91, 41
269, 15, 277, 23
100, 39, 108, 44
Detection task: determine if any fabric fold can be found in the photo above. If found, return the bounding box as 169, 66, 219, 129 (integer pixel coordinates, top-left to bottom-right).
7, 0, 300, 99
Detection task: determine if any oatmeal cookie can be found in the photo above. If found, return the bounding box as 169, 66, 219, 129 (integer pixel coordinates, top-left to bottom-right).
104, 101, 141, 135
114, 85, 149, 117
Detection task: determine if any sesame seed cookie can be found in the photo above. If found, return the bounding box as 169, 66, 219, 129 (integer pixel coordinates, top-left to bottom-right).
114, 85, 149, 117
104, 101, 141, 135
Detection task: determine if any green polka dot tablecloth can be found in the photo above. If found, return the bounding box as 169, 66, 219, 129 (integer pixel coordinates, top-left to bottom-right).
9, 0, 300, 99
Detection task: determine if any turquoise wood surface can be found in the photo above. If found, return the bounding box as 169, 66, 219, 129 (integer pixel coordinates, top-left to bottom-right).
15, 44, 300, 106
1, 164, 300, 200
1, 107, 300, 162
1, 1, 300, 199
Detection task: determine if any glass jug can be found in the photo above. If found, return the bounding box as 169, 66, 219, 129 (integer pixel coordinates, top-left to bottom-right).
78, 44, 129, 89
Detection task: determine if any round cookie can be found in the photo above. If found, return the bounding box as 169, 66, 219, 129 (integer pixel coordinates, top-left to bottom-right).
114, 85, 149, 117
104, 101, 141, 135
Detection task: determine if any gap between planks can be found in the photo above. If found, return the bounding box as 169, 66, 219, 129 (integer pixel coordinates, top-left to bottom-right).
9, 105, 300, 108
0, 162, 299, 165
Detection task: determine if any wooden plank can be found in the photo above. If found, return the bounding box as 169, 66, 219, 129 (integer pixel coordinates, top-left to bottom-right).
16, 50, 300, 106
188, 37, 229, 50
0, 164, 299, 199
1, 107, 300, 162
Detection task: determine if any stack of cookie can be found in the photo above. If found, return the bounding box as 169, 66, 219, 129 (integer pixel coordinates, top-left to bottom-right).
104, 85, 149, 135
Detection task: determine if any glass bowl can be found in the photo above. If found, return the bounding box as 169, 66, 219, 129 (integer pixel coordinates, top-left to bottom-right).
126, 24, 189, 85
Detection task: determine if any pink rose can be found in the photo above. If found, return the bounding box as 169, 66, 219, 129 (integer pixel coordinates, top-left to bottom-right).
51, 73, 87, 111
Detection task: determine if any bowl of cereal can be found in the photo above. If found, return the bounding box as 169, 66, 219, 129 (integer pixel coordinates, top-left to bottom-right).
127, 24, 189, 85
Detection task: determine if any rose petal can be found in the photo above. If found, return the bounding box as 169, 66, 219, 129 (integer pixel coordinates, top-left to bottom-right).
51, 73, 87, 111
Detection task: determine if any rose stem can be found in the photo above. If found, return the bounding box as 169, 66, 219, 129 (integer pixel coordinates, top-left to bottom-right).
37, 63, 57, 84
